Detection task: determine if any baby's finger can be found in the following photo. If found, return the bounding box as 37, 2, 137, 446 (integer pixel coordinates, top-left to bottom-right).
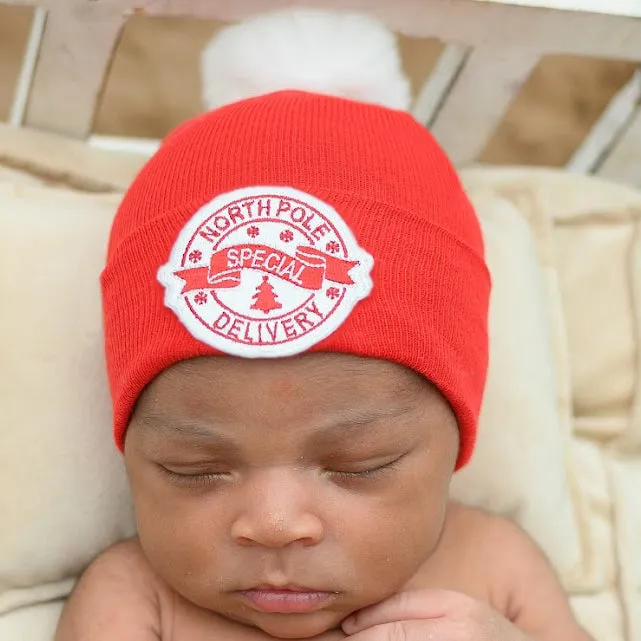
343, 589, 472, 634
346, 621, 409, 641
345, 619, 447, 641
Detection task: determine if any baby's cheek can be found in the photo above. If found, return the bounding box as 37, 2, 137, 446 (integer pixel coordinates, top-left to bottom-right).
132, 490, 225, 591
338, 493, 444, 592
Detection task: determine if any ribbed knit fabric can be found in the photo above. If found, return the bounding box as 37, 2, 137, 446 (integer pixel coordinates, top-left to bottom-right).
101, 90, 490, 469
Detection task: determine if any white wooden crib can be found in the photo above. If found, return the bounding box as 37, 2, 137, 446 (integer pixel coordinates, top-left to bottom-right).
1, 0, 640, 183
0, 2, 640, 641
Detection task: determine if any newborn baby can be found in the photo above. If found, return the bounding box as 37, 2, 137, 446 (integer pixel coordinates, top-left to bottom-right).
56, 355, 590, 641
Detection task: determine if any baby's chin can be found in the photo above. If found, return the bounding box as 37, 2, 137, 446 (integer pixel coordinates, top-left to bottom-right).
240, 610, 346, 639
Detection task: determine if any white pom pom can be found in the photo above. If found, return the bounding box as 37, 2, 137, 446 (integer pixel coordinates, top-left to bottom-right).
201, 7, 411, 112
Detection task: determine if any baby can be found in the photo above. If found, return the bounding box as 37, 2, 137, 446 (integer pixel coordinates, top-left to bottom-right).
55, 10, 591, 641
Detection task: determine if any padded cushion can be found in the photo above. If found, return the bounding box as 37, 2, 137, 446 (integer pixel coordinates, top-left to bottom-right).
1, 134, 640, 640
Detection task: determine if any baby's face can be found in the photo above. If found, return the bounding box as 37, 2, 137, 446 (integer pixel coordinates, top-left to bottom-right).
124, 353, 458, 639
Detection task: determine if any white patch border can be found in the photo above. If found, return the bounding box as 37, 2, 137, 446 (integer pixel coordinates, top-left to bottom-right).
157, 185, 374, 358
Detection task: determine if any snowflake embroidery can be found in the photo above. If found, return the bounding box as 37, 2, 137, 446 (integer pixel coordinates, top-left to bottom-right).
280, 229, 294, 243
325, 241, 340, 254
326, 287, 341, 300
247, 226, 260, 238
194, 291, 208, 305
188, 249, 203, 263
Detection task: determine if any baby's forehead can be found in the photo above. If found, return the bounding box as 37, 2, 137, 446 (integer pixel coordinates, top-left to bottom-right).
160, 353, 429, 393
135, 354, 445, 432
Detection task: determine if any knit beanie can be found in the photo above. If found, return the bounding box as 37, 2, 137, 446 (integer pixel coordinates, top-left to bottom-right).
100, 9, 490, 469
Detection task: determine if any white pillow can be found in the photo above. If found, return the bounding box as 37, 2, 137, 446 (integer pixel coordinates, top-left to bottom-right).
0, 601, 64, 641
0, 167, 583, 627
451, 173, 583, 582
0, 182, 135, 616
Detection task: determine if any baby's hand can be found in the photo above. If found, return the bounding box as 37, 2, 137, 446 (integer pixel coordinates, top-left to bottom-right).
342, 589, 532, 640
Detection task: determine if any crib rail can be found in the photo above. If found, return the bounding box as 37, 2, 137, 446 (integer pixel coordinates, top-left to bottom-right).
2, 0, 641, 185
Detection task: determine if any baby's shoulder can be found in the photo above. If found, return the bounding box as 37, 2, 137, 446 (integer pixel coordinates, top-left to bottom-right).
55, 537, 165, 640
95, 536, 153, 569
430, 503, 590, 640
89, 537, 164, 597
442, 501, 527, 551
416, 502, 550, 617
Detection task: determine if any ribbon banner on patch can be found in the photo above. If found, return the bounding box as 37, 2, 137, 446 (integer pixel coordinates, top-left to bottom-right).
175, 243, 358, 292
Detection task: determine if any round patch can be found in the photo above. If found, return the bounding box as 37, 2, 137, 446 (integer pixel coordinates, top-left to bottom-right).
157, 186, 374, 358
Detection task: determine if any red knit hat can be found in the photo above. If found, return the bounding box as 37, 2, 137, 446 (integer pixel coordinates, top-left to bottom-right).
100, 13, 490, 469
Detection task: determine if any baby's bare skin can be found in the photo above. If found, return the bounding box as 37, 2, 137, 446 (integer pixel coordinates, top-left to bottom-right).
157, 502, 495, 640
55, 355, 590, 641
56, 502, 587, 641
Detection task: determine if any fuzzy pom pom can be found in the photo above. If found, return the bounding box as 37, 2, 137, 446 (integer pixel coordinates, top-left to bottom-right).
201, 7, 411, 112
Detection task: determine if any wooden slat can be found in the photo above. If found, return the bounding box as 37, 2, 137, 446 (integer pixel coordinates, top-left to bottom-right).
5, 0, 641, 18
597, 107, 641, 188
0, 121, 147, 191
8, 6, 46, 127
80, 0, 641, 59
429, 47, 540, 166
22, 4, 126, 138
148, 1, 641, 60
477, 0, 641, 18
3, 0, 640, 58
411, 44, 469, 126
89, 134, 160, 157
567, 68, 641, 174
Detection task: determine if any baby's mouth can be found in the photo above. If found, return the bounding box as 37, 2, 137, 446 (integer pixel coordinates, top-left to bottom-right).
237, 585, 339, 614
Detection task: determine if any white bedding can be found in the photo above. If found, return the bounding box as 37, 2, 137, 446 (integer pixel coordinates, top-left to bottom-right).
0, 129, 639, 641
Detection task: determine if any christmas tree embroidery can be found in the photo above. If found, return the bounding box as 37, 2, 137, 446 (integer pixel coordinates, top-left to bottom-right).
250, 276, 282, 314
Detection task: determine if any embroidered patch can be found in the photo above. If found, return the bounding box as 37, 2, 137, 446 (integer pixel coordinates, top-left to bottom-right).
157, 186, 373, 357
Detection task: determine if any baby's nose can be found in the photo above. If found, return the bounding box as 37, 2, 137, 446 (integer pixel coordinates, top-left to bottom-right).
230, 469, 324, 548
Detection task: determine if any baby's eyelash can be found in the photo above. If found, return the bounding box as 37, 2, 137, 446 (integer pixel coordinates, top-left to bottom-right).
159, 454, 408, 487
160, 466, 229, 486
328, 457, 403, 480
